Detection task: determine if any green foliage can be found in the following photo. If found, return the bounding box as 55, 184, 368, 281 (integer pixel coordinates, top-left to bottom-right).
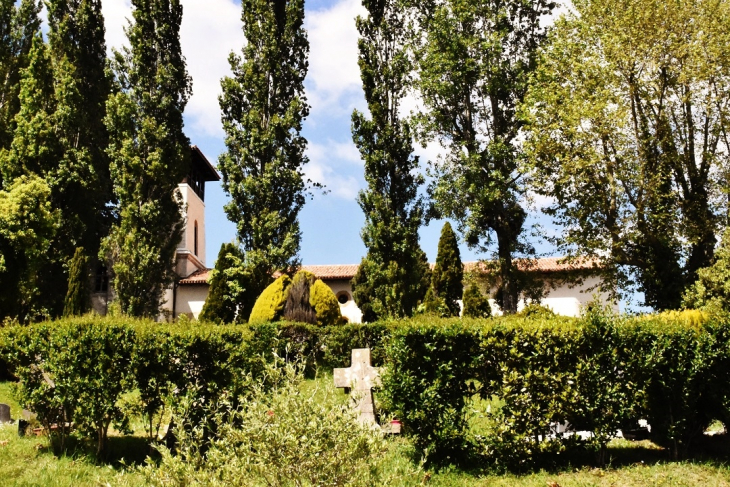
412, 0, 555, 313
218, 0, 311, 293
309, 279, 342, 327
0, 0, 41, 154
432, 222, 463, 316
523, 0, 730, 310
462, 284, 491, 318
146, 362, 393, 486
350, 0, 429, 322
683, 230, 730, 315
7, 321, 135, 456
249, 275, 291, 324
1, 0, 111, 319
250, 271, 343, 327
0, 175, 58, 322
200, 243, 248, 324
63, 247, 90, 317
283, 270, 317, 324
104, 0, 191, 317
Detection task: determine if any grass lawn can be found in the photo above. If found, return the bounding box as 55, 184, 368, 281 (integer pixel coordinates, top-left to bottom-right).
1, 379, 729, 486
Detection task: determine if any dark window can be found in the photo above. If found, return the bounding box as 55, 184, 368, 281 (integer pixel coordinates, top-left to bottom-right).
194, 221, 199, 256
337, 292, 350, 304
94, 264, 108, 293
187, 167, 205, 201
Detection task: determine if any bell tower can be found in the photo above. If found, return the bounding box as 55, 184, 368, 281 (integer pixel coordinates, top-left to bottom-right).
175, 146, 221, 278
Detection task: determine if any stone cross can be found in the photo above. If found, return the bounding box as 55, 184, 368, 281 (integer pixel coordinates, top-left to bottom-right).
334, 348, 381, 425
0, 403, 10, 424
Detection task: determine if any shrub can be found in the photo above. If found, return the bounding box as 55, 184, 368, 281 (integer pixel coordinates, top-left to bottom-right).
462, 284, 491, 318
146, 362, 394, 487
283, 270, 317, 324
199, 243, 242, 324
249, 275, 291, 323
310, 279, 342, 326
63, 247, 90, 317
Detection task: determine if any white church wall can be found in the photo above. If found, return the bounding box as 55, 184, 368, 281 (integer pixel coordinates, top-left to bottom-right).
324, 279, 363, 324
175, 285, 208, 320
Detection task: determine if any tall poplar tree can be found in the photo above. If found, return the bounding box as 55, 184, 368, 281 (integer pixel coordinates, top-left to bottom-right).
0, 0, 41, 157
104, 0, 192, 317
46, 0, 112, 258
412, 0, 555, 313
350, 0, 430, 321
219, 0, 310, 319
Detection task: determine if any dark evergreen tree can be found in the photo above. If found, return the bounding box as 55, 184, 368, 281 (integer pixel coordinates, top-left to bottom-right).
350, 0, 429, 321
0, 0, 41, 157
63, 246, 90, 316
218, 0, 311, 309
199, 243, 246, 324
0, 0, 111, 318
431, 222, 462, 316
46, 0, 113, 257
104, 0, 192, 317
462, 283, 491, 318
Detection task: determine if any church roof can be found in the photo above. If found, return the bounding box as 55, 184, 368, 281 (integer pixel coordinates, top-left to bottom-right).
178, 257, 599, 286
179, 268, 211, 284
191, 145, 220, 182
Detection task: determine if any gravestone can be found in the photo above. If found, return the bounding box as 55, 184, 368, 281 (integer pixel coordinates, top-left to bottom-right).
0, 403, 10, 424
334, 348, 381, 425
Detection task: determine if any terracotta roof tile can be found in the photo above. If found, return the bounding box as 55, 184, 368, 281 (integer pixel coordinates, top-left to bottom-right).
181, 258, 599, 285
301, 264, 360, 280
179, 268, 211, 285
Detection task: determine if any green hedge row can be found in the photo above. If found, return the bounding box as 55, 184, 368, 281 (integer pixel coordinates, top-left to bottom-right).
0, 317, 394, 455
380, 312, 730, 469
2, 313, 729, 469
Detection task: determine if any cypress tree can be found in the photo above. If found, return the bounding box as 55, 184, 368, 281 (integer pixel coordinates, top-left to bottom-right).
104, 0, 192, 317
218, 0, 311, 319
350, 0, 429, 321
63, 247, 90, 316
431, 222, 463, 316
199, 243, 245, 324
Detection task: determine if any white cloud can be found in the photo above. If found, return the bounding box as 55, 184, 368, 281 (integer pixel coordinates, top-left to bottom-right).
102, 0, 243, 140
180, 1, 244, 138
305, 0, 366, 120
306, 141, 362, 199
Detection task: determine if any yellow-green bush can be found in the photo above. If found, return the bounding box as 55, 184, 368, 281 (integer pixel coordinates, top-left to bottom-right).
249, 275, 291, 324
310, 279, 342, 326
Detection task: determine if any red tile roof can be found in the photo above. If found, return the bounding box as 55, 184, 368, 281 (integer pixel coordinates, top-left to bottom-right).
300, 264, 360, 280
179, 257, 599, 285
179, 268, 211, 284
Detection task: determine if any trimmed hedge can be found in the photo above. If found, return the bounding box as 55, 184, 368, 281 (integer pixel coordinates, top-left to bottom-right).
380, 313, 730, 468
1, 312, 729, 469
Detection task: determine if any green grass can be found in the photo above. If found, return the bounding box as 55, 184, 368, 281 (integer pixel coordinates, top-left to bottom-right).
2, 379, 730, 486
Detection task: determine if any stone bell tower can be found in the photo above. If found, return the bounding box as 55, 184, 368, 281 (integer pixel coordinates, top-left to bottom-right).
175, 145, 221, 278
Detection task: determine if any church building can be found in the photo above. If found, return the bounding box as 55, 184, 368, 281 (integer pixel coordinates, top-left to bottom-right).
94, 146, 613, 321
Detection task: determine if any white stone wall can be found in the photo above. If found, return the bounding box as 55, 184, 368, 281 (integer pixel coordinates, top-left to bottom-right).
325, 279, 363, 324
175, 284, 209, 320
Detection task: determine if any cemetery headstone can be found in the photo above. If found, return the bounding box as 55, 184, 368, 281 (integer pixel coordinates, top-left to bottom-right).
334, 348, 381, 425
0, 403, 10, 423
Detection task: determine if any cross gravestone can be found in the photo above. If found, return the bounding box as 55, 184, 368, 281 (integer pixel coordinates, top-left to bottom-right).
334, 348, 381, 425
0, 403, 10, 424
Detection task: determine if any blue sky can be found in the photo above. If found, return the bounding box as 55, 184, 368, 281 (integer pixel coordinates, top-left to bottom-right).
100, 0, 557, 269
